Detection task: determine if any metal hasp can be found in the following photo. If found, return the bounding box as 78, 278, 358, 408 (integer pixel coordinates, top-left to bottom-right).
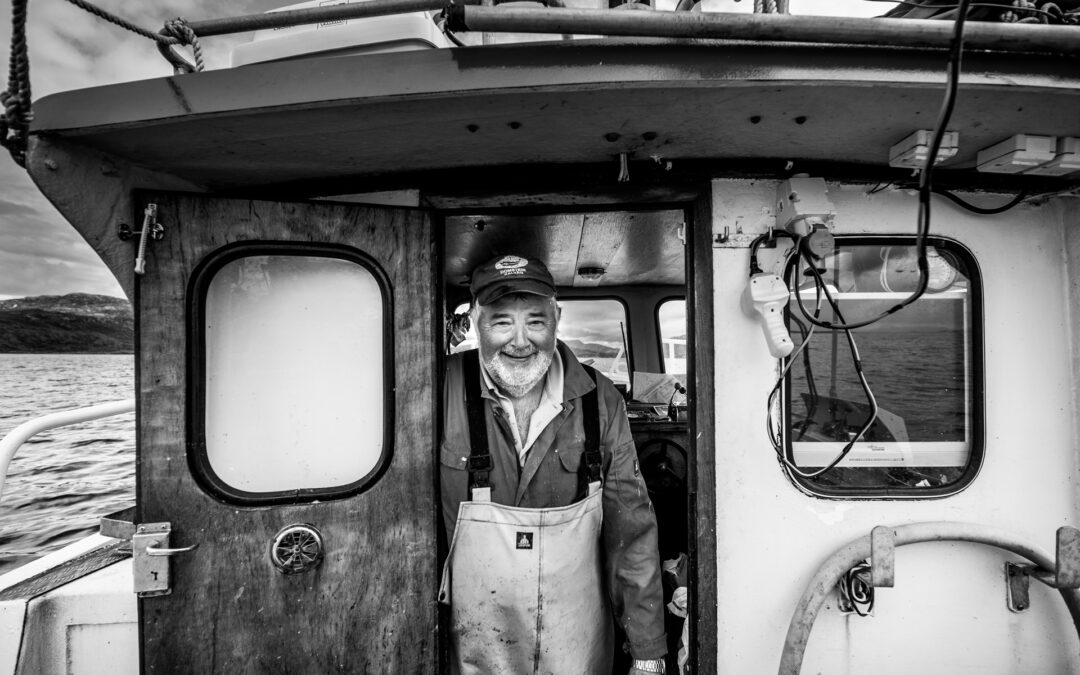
1005, 527, 1080, 613
130, 521, 199, 597
118, 203, 164, 276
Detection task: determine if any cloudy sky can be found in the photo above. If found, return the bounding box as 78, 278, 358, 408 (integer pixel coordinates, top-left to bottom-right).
0, 0, 889, 301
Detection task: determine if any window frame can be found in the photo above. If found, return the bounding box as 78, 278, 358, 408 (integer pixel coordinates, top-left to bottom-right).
187, 241, 395, 506
782, 235, 985, 499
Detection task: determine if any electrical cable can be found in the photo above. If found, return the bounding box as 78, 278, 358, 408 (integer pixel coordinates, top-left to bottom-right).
868, 0, 1070, 21
751, 234, 879, 479
771, 242, 880, 478
790, 0, 972, 332
839, 561, 875, 616
932, 188, 1028, 214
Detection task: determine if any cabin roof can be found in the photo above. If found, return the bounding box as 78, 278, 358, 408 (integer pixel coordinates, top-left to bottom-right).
28, 37, 1080, 195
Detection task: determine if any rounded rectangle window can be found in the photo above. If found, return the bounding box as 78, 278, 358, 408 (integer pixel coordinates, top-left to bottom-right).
190, 244, 393, 505
783, 237, 983, 498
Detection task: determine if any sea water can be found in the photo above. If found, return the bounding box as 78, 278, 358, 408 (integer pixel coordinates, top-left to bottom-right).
0, 354, 135, 575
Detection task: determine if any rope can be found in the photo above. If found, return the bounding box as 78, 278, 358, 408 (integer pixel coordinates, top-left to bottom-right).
59, 0, 204, 72
63, 0, 174, 45
1, 0, 31, 167
162, 18, 205, 72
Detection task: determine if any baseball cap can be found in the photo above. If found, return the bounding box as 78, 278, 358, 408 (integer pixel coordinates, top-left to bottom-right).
470, 254, 556, 306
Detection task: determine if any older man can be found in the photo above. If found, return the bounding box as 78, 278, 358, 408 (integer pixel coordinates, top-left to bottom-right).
438, 254, 667, 674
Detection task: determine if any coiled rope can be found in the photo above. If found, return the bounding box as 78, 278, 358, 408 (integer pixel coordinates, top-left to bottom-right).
1, 0, 32, 167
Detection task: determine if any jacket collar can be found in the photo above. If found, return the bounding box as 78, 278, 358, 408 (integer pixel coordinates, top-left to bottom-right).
558, 340, 597, 403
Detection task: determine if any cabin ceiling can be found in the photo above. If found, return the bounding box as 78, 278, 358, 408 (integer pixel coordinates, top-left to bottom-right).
444, 209, 686, 293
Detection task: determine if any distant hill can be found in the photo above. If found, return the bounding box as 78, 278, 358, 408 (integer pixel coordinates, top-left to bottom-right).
563, 338, 621, 359
0, 293, 133, 353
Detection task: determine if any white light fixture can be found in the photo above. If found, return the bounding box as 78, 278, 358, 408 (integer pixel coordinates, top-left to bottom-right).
888, 130, 959, 169
976, 134, 1056, 174
1025, 137, 1080, 177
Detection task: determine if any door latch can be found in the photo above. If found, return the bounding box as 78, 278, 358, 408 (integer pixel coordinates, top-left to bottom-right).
131, 521, 198, 597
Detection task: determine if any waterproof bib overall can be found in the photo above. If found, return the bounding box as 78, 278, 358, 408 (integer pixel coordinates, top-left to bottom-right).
439, 352, 613, 675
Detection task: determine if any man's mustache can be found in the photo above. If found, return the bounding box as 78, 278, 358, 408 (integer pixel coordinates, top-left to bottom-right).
500, 348, 538, 358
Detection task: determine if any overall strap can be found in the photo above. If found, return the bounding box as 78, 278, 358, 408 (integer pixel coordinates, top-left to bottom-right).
579, 365, 602, 497
462, 350, 493, 494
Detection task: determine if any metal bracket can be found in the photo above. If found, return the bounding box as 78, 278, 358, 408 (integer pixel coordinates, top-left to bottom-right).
1006, 562, 1032, 613
1055, 526, 1080, 588
1004, 527, 1080, 613
117, 220, 164, 241
871, 526, 896, 588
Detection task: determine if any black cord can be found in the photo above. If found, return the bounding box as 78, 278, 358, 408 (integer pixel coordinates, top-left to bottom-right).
766, 244, 879, 479
869, 0, 1069, 21
841, 562, 875, 616
788, 0, 971, 332
932, 188, 1028, 215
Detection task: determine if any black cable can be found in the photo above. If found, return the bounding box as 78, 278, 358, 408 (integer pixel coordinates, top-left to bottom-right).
868, 0, 1068, 21
932, 188, 1028, 214
841, 562, 875, 616
790, 0, 971, 332
767, 244, 879, 479
749, 230, 796, 275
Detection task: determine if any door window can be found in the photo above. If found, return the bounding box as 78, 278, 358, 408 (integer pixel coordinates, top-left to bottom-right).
195, 248, 391, 502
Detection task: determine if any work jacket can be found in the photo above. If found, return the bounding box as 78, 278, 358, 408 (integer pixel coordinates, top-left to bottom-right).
440, 341, 667, 659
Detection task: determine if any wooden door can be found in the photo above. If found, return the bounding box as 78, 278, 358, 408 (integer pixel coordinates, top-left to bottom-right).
136, 194, 436, 673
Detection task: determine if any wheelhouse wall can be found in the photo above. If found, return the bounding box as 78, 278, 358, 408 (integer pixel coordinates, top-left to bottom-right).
710, 178, 1080, 673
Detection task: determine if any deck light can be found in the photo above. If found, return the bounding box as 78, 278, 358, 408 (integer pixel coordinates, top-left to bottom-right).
577, 266, 606, 280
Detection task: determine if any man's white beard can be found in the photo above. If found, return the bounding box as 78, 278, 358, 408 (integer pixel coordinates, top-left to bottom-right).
484, 348, 553, 398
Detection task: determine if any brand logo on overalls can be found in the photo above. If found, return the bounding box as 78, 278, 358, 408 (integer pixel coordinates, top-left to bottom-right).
516, 532, 533, 550
495, 256, 528, 276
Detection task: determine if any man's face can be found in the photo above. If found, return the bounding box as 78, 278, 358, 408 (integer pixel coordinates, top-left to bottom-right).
474, 293, 559, 398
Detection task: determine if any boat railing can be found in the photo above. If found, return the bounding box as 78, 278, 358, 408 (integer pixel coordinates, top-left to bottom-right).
0, 399, 135, 502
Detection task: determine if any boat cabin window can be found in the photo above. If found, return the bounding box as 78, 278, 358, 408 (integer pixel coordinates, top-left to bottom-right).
192, 248, 392, 503
657, 299, 687, 380
784, 238, 982, 497
450, 298, 632, 387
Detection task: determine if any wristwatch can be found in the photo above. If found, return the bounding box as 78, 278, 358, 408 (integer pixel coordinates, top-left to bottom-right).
632, 658, 666, 673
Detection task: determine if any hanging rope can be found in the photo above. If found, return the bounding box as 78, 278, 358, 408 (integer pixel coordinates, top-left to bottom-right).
1, 0, 32, 167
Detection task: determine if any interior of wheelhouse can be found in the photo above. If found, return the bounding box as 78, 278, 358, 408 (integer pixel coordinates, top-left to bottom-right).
441, 206, 691, 669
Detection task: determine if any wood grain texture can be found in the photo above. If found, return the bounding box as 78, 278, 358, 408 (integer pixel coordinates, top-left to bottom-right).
137, 195, 437, 673
687, 190, 717, 675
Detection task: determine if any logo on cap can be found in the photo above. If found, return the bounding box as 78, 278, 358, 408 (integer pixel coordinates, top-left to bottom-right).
495, 256, 528, 271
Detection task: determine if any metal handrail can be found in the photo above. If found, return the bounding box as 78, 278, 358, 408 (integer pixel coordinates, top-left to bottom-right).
0, 399, 135, 502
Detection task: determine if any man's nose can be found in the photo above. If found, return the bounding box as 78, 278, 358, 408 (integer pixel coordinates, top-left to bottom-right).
510, 323, 530, 348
